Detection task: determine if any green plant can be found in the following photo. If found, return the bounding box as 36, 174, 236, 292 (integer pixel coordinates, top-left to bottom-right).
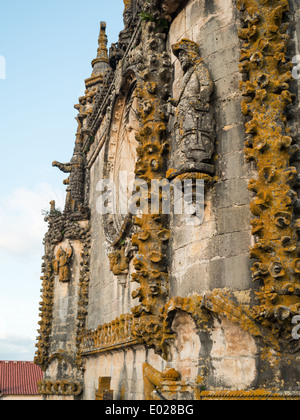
42, 208, 62, 218
139, 12, 170, 31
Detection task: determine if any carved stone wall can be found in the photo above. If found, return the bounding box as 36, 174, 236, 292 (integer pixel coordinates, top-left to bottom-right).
35, 0, 300, 400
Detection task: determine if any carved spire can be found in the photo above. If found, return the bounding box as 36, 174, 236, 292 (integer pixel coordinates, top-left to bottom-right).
91, 22, 109, 76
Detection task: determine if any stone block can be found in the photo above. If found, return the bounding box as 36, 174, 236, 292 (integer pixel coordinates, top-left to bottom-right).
213, 178, 251, 208
216, 123, 245, 154
217, 150, 246, 180
178, 262, 210, 295
209, 255, 252, 290
197, 24, 239, 57
217, 205, 251, 235
214, 69, 241, 97
216, 231, 251, 259
216, 96, 243, 129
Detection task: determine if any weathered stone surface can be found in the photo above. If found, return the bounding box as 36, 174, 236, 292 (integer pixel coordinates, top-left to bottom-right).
36, 0, 300, 401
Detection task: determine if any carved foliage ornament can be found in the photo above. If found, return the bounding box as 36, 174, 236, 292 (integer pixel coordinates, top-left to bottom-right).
35, 254, 55, 371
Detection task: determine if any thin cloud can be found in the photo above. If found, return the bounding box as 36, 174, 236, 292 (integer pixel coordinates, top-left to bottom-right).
0, 184, 66, 361
0, 183, 65, 257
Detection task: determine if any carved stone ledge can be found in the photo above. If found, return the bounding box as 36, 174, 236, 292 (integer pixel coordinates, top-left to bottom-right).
143, 362, 300, 400
80, 314, 137, 355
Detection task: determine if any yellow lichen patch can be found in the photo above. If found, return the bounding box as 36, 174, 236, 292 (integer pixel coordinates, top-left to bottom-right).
237, 0, 300, 346
130, 21, 172, 354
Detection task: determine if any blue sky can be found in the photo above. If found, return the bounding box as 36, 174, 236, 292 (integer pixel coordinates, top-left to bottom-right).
0, 0, 124, 360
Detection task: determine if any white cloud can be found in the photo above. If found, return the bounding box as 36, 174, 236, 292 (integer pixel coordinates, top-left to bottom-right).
0, 183, 65, 257
0, 335, 36, 361
0, 183, 66, 360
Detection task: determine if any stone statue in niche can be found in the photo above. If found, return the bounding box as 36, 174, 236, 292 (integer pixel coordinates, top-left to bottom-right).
168, 39, 215, 178
53, 246, 73, 283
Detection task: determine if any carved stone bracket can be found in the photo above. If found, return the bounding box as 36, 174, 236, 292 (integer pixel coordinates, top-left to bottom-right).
159, 290, 282, 361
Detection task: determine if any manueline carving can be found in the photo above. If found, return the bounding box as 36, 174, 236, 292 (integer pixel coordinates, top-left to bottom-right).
237, 0, 300, 351
130, 19, 172, 353
53, 246, 73, 283
53, 135, 88, 219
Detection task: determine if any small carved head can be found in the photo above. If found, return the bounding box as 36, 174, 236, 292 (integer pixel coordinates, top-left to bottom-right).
172, 39, 201, 70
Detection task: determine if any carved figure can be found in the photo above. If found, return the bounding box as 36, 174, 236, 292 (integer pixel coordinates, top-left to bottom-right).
53, 246, 73, 283
108, 247, 129, 276
169, 39, 215, 177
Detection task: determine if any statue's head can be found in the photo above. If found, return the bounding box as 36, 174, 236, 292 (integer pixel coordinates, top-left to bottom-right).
172, 39, 201, 71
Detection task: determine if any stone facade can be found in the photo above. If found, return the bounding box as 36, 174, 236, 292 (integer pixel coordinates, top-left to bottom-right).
35, 0, 300, 400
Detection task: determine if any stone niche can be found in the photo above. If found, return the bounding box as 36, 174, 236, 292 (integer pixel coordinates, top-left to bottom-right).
168, 0, 252, 298
51, 239, 83, 356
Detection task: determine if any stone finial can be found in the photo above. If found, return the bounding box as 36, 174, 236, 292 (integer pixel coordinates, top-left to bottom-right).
91, 21, 109, 75
50, 200, 56, 212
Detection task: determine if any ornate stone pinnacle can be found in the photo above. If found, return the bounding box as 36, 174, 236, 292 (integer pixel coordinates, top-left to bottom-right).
91, 21, 109, 73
